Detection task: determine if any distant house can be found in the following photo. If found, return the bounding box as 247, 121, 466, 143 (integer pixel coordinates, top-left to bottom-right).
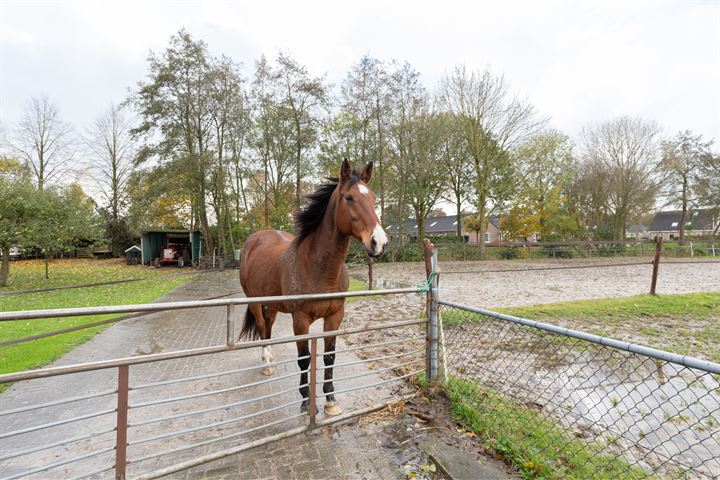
385, 214, 504, 244
627, 224, 649, 240
648, 209, 718, 240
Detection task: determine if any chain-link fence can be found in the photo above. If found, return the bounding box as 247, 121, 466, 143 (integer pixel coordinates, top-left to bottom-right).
438, 301, 720, 480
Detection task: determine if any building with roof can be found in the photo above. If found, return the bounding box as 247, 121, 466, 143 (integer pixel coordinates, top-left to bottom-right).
140, 229, 202, 266
385, 214, 503, 244
648, 209, 718, 240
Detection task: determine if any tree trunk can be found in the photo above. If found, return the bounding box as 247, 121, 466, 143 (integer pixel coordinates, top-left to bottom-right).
679, 175, 688, 244
44, 251, 50, 279
0, 245, 10, 287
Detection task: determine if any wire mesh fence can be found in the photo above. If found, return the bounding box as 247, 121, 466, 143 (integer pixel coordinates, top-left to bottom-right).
438, 301, 720, 480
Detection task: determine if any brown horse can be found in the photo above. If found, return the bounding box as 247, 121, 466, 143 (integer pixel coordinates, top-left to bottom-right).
238, 159, 387, 416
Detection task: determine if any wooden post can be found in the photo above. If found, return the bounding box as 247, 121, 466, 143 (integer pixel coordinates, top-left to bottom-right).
650, 236, 663, 295
115, 365, 129, 480
367, 255, 374, 290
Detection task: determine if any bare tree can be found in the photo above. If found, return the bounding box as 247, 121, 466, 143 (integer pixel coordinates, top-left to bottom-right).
12, 95, 74, 190
439, 113, 475, 238
276, 52, 328, 207
438, 65, 544, 254
579, 116, 661, 240
659, 130, 712, 242
84, 103, 135, 223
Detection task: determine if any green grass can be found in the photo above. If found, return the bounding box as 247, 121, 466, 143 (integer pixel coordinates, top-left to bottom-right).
0, 259, 192, 388
443, 292, 720, 363
346, 277, 380, 303
444, 376, 653, 479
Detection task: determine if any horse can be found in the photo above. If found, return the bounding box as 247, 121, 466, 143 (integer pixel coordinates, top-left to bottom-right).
238, 159, 387, 416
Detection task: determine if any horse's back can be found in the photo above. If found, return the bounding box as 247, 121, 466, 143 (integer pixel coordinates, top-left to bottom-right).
239, 229, 293, 298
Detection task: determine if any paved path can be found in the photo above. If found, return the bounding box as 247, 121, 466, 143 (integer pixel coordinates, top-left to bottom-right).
0, 270, 422, 479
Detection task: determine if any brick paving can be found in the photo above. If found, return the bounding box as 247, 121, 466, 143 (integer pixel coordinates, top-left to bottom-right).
0, 270, 422, 479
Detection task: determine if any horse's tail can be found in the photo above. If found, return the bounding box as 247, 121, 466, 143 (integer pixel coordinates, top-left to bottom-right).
239, 306, 262, 341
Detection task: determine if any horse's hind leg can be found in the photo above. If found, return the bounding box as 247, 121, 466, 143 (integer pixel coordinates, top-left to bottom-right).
260, 308, 278, 376
322, 309, 343, 416
247, 304, 274, 376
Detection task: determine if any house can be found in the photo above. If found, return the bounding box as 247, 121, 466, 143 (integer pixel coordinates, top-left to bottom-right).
385, 214, 503, 244
627, 224, 649, 240
648, 209, 718, 240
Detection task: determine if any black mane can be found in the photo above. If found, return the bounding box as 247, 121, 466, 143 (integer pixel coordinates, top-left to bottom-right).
293, 172, 359, 245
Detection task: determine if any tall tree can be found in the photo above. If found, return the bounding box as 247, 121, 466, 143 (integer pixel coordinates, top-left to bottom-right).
84, 103, 135, 248
386, 61, 426, 242
275, 52, 328, 206
695, 152, 720, 235
339, 56, 391, 224
0, 160, 34, 286
579, 116, 661, 240
403, 111, 447, 241
658, 130, 712, 242
131, 29, 215, 254
249, 55, 295, 230
11, 95, 74, 190
439, 113, 474, 238
510, 130, 579, 239
439, 65, 544, 254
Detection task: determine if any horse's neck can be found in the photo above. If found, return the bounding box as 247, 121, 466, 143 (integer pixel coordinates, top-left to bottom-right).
299, 208, 350, 283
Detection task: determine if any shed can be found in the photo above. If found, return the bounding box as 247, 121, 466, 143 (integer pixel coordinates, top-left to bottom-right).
140, 230, 201, 266
124, 245, 142, 265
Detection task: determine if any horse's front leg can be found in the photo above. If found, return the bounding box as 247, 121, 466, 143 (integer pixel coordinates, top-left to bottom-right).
322, 308, 344, 416
292, 312, 317, 414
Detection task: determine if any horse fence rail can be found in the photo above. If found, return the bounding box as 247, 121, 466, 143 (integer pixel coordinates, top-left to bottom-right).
437, 300, 720, 479
0, 287, 427, 480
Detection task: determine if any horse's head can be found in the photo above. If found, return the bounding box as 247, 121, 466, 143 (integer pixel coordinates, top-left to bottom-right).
335, 159, 388, 257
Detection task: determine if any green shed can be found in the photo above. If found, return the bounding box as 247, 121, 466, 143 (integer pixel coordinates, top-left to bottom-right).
140, 230, 201, 266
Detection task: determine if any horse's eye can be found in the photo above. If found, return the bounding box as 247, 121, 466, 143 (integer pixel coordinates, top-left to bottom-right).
345, 195, 354, 204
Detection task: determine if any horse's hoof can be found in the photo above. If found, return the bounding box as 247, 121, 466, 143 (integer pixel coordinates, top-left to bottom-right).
324, 401, 343, 416
261, 365, 276, 376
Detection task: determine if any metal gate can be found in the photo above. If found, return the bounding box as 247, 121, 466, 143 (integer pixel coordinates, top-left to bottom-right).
0, 285, 435, 479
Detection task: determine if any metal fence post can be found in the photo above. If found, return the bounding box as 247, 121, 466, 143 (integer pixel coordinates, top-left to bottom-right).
226, 304, 235, 346
426, 247, 440, 383
650, 236, 663, 295
115, 365, 129, 480
308, 338, 318, 426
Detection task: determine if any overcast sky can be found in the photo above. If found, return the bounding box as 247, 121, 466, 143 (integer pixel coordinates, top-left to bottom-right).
1, 0, 719, 148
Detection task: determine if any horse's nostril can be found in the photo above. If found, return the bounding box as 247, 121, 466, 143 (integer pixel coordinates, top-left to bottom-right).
371, 238, 377, 249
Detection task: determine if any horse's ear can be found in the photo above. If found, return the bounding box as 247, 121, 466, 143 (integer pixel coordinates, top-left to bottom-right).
340, 158, 351, 183
360, 162, 373, 183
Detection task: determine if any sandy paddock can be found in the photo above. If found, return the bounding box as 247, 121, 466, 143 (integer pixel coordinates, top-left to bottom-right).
349, 257, 720, 308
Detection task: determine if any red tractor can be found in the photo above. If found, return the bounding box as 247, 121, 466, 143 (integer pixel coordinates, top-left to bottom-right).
158, 246, 185, 267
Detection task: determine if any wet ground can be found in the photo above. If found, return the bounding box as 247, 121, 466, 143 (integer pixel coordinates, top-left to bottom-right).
348, 258, 720, 479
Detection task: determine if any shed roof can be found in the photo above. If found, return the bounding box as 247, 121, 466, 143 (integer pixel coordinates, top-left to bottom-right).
124, 245, 141, 253
141, 229, 201, 235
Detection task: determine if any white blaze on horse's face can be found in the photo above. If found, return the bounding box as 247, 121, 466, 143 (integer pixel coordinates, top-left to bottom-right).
370, 223, 388, 256
358, 184, 369, 195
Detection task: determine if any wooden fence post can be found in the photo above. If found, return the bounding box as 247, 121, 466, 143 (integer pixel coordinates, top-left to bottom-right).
367, 255, 374, 290
650, 236, 663, 295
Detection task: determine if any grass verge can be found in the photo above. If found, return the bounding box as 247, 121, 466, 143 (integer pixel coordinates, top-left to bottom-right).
0, 259, 192, 389
444, 376, 652, 479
